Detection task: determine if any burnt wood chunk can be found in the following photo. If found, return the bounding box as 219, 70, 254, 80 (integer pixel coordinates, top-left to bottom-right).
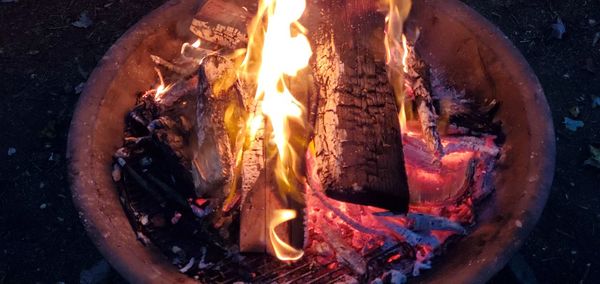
306, 0, 409, 212
192, 55, 242, 198
404, 43, 444, 158
191, 0, 250, 50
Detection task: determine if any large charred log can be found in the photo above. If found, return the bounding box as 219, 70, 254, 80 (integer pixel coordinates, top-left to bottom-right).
306, 0, 409, 213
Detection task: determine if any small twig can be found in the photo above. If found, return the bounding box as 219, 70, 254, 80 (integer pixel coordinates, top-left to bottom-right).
150, 54, 190, 75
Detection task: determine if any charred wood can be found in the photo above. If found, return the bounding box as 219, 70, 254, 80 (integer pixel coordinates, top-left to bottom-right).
190, 0, 254, 50
192, 55, 242, 199
306, 0, 409, 213
404, 42, 444, 159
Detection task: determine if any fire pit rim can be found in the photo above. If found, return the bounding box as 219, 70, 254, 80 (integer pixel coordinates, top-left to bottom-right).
67, 0, 200, 283
67, 0, 555, 283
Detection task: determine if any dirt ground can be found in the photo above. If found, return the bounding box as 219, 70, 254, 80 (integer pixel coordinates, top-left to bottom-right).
1, 0, 599, 283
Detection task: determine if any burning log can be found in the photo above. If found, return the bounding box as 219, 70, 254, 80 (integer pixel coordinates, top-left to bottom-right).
190, 0, 250, 50
306, 0, 409, 213
191, 54, 242, 199
403, 40, 444, 159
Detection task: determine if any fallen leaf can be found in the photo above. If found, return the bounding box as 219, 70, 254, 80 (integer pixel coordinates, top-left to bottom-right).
80, 260, 110, 284
563, 117, 584, 131
593, 32, 600, 47
74, 82, 85, 94
592, 96, 600, 108
72, 11, 93, 28
551, 17, 566, 39
569, 106, 580, 118
584, 145, 600, 169
584, 58, 596, 73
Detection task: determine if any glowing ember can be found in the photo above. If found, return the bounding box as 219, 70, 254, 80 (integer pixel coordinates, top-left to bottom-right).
153, 67, 172, 101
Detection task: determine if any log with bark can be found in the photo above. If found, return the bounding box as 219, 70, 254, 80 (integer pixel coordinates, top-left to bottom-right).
306, 0, 410, 213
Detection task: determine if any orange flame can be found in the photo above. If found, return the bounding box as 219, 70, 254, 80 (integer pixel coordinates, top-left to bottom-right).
191, 39, 201, 48
401, 34, 409, 73
153, 67, 172, 101
269, 209, 304, 261
384, 0, 412, 133
239, 0, 311, 260
240, 0, 311, 191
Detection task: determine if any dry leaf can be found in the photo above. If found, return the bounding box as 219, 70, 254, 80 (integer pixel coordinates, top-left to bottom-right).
72, 11, 93, 28
563, 117, 584, 131
584, 145, 600, 169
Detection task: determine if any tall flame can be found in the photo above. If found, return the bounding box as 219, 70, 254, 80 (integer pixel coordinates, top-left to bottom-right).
238, 0, 312, 260
384, 0, 412, 132
241, 0, 311, 192
269, 209, 304, 261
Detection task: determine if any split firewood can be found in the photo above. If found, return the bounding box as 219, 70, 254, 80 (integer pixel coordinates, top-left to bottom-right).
191, 54, 242, 199
306, 0, 409, 213
404, 42, 444, 159
190, 0, 250, 50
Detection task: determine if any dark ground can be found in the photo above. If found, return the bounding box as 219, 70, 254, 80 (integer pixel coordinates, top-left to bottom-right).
1, 0, 599, 283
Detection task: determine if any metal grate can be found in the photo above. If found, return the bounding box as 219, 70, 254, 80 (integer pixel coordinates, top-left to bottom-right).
196, 243, 412, 283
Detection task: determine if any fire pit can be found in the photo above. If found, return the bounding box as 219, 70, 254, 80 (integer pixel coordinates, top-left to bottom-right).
68, 0, 555, 282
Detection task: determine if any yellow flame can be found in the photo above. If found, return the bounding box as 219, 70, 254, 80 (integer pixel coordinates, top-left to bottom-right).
237, 0, 311, 260
153, 67, 172, 101
240, 0, 311, 194
399, 99, 407, 132
384, 0, 412, 133
401, 34, 409, 73
269, 209, 304, 261
191, 39, 201, 48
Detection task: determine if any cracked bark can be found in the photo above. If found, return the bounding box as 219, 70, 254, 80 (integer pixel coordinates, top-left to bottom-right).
306, 0, 409, 213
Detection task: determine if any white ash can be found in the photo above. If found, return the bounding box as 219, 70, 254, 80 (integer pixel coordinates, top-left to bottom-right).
171, 212, 182, 224
197, 247, 213, 269
412, 251, 433, 276
114, 148, 129, 160
136, 231, 151, 246
334, 275, 359, 284
375, 216, 439, 248
178, 257, 195, 273
139, 214, 149, 225
407, 213, 466, 234
111, 163, 122, 182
